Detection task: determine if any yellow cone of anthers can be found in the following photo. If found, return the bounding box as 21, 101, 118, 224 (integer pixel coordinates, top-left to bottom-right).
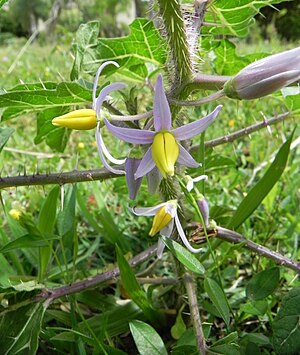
52, 109, 97, 130
152, 131, 179, 178
149, 205, 173, 236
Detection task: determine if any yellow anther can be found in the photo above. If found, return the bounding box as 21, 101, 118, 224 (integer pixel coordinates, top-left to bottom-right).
152, 131, 179, 178
149, 205, 173, 236
52, 109, 97, 130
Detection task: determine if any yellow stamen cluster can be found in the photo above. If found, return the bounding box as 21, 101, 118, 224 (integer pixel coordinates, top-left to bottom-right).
149, 205, 173, 236
152, 131, 179, 178
52, 109, 97, 130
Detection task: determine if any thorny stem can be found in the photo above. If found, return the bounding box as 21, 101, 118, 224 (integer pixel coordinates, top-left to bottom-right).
35, 244, 158, 302
183, 273, 207, 355
31, 227, 300, 305
0, 112, 292, 190
170, 89, 224, 106
217, 227, 300, 274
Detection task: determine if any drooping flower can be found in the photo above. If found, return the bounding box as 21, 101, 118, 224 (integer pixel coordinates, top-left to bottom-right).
105, 75, 222, 179
131, 200, 202, 258
224, 47, 300, 100
52, 61, 127, 174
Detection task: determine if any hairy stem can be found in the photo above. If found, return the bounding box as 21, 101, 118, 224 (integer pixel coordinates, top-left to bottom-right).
183, 272, 207, 355
217, 227, 300, 274
158, 0, 193, 86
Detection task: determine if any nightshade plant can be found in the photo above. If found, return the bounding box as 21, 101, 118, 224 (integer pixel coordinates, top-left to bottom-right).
0, 0, 300, 354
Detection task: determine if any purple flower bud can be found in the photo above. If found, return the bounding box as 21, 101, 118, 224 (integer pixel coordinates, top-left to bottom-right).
224, 47, 300, 100
197, 195, 209, 227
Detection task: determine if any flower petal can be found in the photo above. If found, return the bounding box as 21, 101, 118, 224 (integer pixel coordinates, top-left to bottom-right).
125, 158, 143, 200
130, 202, 168, 216
174, 212, 203, 254
146, 166, 162, 194
160, 218, 174, 238
95, 123, 125, 175
94, 82, 127, 116
172, 105, 222, 141
93, 61, 120, 104
104, 119, 155, 144
134, 146, 156, 179
157, 238, 166, 259
153, 75, 172, 131
177, 144, 199, 168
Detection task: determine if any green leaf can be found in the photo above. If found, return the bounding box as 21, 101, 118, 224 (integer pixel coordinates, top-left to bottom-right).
246, 267, 280, 300
38, 186, 60, 280
38, 186, 60, 234
204, 278, 230, 327
0, 127, 14, 153
204, 0, 290, 37
240, 300, 268, 316
208, 344, 240, 355
116, 245, 157, 322
208, 39, 267, 75
129, 320, 168, 355
285, 93, 300, 113
161, 237, 205, 275
71, 21, 100, 80
0, 302, 47, 355
35, 107, 70, 152
76, 18, 167, 80
57, 184, 77, 239
0, 82, 91, 121
228, 131, 294, 229
171, 307, 187, 340
0, 234, 58, 253
273, 286, 300, 354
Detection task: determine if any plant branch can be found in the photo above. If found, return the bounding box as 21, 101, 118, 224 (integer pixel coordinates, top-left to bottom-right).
1, 112, 293, 190
193, 111, 292, 151
183, 272, 207, 355
35, 244, 158, 302
216, 227, 300, 274
0, 167, 121, 189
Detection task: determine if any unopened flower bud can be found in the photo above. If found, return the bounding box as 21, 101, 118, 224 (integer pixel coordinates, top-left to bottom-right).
196, 195, 209, 227
52, 109, 97, 130
224, 47, 300, 100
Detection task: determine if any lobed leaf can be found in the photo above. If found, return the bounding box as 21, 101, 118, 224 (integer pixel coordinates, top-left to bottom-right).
74, 18, 167, 80
0, 302, 47, 355
273, 286, 300, 354
205, 0, 291, 38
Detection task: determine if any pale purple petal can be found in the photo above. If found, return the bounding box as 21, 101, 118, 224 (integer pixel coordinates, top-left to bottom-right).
177, 144, 199, 168
104, 119, 155, 144
93, 61, 120, 104
125, 158, 143, 200
94, 82, 127, 115
146, 166, 162, 194
95, 123, 125, 175
174, 212, 203, 254
134, 147, 156, 179
153, 75, 172, 131
130, 202, 168, 216
187, 175, 208, 192
157, 238, 166, 259
172, 105, 222, 141
160, 218, 174, 238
